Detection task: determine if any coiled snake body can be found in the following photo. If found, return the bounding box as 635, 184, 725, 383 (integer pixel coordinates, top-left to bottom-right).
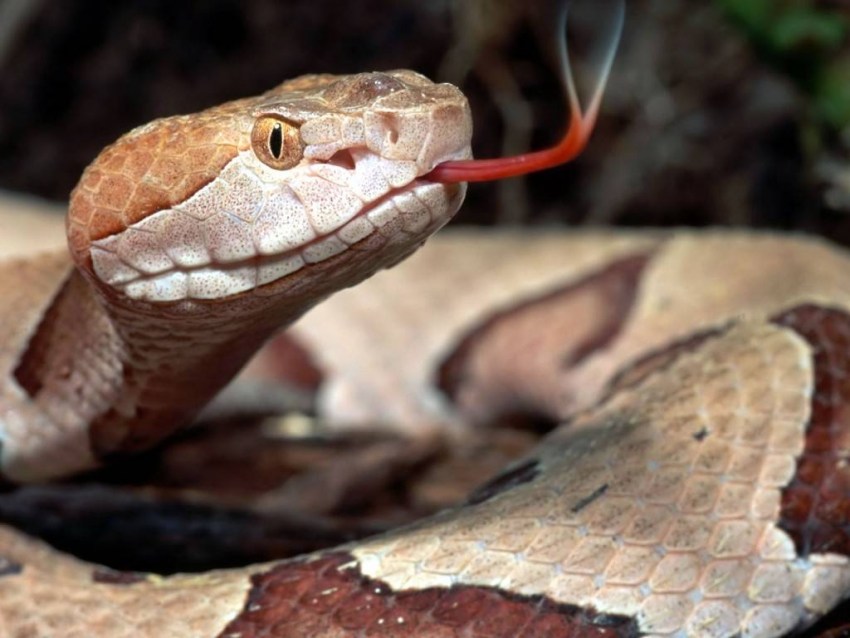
0, 70, 849, 637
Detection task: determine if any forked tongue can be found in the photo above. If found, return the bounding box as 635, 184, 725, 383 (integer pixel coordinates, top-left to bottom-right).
427, 0, 625, 183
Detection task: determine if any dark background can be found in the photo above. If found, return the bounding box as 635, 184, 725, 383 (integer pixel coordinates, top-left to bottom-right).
0, 0, 848, 240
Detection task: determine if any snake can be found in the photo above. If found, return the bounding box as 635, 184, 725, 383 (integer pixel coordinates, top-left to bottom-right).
2, 8, 850, 636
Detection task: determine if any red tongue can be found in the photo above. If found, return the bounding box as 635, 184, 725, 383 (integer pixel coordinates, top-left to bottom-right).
427, 105, 593, 183
426, 0, 624, 184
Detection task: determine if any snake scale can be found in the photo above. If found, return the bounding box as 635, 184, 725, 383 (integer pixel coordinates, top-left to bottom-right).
1, 24, 850, 638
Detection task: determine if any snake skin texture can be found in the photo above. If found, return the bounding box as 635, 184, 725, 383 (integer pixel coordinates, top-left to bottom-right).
1, 68, 849, 636
1, 228, 850, 637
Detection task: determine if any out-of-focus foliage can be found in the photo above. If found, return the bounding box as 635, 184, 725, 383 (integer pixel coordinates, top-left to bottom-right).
716, 0, 850, 130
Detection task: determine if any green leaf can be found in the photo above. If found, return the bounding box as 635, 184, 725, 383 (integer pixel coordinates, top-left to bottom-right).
815, 61, 850, 128
773, 9, 847, 51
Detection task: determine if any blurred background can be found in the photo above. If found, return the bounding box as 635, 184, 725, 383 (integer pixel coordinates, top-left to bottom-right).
0, 0, 848, 241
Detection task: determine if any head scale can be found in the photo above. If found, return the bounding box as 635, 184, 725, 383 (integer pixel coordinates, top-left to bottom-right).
67, 70, 471, 309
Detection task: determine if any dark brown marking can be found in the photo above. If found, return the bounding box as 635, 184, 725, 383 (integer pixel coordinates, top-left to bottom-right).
218, 552, 640, 638
12, 272, 77, 399
692, 427, 709, 442
0, 556, 22, 577
773, 305, 850, 558
437, 254, 651, 424
604, 327, 726, 399
558, 256, 650, 369
466, 459, 540, 506
92, 567, 146, 585
0, 484, 365, 574
13, 271, 121, 417
571, 483, 609, 514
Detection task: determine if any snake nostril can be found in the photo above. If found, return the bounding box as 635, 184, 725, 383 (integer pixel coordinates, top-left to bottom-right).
387, 122, 399, 145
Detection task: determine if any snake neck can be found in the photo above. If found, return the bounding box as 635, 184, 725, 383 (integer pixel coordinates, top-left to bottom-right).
13, 268, 304, 473
91, 281, 311, 459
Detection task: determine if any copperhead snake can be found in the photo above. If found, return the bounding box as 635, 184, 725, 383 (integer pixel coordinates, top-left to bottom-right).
1, 9, 850, 637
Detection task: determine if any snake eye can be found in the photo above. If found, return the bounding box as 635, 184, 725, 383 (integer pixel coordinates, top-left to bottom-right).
251, 116, 303, 170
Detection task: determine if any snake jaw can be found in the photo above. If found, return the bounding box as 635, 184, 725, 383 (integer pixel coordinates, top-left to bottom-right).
78, 71, 471, 306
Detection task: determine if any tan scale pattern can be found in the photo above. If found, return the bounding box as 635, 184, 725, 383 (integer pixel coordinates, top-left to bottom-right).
568, 233, 850, 416
290, 230, 663, 432
288, 230, 850, 434
350, 321, 832, 636
0, 525, 250, 638
1, 229, 850, 634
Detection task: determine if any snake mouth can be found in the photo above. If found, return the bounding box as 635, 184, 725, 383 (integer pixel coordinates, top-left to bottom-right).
108, 179, 461, 303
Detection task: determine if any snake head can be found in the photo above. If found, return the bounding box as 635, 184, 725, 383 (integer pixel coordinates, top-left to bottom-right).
67, 70, 471, 311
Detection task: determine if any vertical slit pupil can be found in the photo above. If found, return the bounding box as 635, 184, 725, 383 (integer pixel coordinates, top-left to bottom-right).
269, 123, 283, 159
